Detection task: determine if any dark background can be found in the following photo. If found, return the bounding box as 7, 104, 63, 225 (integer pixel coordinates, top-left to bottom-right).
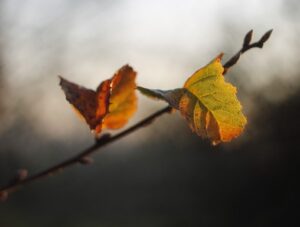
1, 0, 300, 226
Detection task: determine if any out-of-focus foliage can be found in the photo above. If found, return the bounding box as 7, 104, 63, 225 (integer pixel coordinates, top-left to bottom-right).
138, 54, 247, 144
60, 65, 137, 135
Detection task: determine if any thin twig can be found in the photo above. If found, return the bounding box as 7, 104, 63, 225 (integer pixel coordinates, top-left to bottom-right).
223, 29, 273, 74
0, 29, 272, 201
0, 106, 172, 199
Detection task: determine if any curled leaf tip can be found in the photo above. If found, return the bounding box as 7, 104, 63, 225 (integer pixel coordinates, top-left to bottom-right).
216, 53, 224, 60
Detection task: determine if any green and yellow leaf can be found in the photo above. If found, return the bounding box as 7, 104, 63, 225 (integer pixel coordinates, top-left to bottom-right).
138, 54, 247, 145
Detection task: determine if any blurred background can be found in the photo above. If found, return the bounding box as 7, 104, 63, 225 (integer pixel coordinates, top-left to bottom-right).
0, 0, 300, 226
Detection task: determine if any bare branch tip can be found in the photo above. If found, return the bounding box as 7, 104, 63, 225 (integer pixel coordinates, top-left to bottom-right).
243, 30, 253, 47
267, 29, 274, 34
259, 29, 273, 45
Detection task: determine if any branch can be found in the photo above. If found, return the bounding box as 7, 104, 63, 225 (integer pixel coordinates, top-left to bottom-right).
0, 106, 172, 200
0, 29, 272, 202
223, 29, 273, 74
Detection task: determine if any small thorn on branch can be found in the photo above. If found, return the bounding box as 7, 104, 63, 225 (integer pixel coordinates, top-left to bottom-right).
17, 169, 28, 180
0, 191, 8, 202
6, 169, 29, 186
79, 156, 94, 165
17, 169, 29, 181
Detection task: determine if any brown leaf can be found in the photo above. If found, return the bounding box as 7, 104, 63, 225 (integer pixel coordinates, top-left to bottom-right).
60, 65, 137, 135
